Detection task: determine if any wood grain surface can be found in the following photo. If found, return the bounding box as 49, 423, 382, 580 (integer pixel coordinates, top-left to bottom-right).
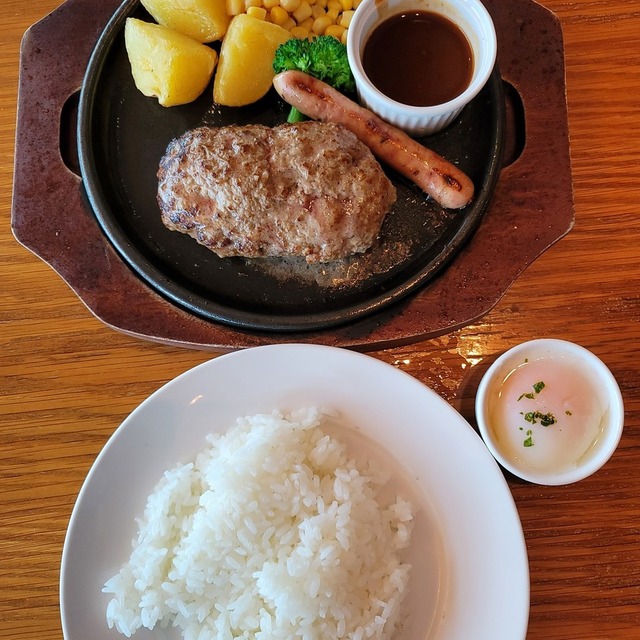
1, 1, 639, 639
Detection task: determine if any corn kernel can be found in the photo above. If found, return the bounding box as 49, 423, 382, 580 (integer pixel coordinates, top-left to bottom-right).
293, 0, 313, 22
324, 24, 345, 40
339, 9, 354, 27
312, 14, 333, 34
246, 5, 268, 18
327, 7, 340, 20
226, 0, 245, 15
298, 16, 315, 30
327, 0, 342, 10
339, 0, 352, 9
264, 0, 280, 7
311, 4, 326, 18
283, 16, 297, 30
290, 25, 310, 38
315, 0, 328, 8
280, 0, 301, 11
270, 5, 289, 24
352, 0, 362, 7
245, 0, 262, 8
341, 28, 348, 44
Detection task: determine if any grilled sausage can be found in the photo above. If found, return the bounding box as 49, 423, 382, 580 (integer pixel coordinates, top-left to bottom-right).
273, 70, 474, 210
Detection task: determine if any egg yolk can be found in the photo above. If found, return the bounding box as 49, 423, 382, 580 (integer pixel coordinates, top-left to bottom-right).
489, 356, 608, 473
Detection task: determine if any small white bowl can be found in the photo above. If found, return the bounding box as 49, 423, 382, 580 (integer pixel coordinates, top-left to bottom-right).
346, 0, 497, 136
475, 339, 624, 486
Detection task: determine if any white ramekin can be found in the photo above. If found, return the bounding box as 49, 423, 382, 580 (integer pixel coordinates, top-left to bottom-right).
475, 339, 625, 486
346, 0, 497, 136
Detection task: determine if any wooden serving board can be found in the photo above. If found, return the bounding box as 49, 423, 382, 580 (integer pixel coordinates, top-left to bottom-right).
11, 0, 573, 351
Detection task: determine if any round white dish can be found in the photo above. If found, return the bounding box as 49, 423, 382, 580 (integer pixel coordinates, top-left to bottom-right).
476, 339, 624, 485
60, 344, 529, 640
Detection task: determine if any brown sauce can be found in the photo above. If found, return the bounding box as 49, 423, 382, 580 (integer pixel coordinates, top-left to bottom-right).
362, 11, 474, 107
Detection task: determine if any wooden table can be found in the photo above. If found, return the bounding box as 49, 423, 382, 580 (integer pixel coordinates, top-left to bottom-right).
1, 0, 639, 638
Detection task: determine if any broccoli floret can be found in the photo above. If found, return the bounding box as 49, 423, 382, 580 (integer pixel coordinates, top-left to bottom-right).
273, 36, 356, 123
273, 38, 313, 75
304, 36, 355, 93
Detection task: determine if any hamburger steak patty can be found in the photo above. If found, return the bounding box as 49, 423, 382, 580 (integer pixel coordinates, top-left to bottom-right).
157, 122, 397, 263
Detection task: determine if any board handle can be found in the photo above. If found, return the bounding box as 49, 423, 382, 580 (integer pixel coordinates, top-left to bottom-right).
12, 0, 123, 278
502, 80, 526, 168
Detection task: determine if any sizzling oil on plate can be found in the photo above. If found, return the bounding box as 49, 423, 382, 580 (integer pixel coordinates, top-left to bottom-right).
78, 0, 504, 331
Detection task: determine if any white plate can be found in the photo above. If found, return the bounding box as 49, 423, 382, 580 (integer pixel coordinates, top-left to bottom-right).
60, 344, 529, 640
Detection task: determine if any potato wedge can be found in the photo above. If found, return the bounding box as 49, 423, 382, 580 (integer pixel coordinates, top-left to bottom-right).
140, 0, 229, 43
213, 14, 291, 107
125, 18, 217, 107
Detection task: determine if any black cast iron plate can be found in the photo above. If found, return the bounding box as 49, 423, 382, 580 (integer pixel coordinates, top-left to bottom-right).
78, 0, 505, 332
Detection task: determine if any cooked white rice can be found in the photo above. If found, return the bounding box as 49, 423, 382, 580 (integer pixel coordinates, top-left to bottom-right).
103, 408, 414, 640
